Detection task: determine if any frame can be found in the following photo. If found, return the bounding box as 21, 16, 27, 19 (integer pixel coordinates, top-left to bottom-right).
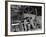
5, 1, 45, 36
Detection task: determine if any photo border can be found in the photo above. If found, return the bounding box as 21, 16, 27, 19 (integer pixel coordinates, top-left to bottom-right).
5, 1, 45, 36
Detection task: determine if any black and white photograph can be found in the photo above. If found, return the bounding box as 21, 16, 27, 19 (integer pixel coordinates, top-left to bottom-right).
6, 1, 45, 35
11, 5, 42, 32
